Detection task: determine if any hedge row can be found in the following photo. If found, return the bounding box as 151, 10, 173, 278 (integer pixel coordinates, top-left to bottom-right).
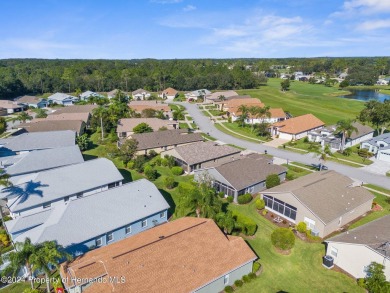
232, 211, 257, 236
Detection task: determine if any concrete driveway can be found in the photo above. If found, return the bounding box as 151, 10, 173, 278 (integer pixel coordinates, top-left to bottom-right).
361, 159, 390, 176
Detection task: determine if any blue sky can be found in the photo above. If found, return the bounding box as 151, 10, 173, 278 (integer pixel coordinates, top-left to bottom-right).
0, 0, 389, 59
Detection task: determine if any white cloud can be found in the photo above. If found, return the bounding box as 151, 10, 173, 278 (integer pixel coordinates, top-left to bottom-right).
332, 0, 390, 17
356, 19, 390, 30
1, 38, 79, 50
183, 5, 196, 12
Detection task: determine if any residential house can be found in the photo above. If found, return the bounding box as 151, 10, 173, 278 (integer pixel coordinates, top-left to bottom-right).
17, 120, 86, 136
158, 87, 178, 100
128, 101, 171, 118
0, 100, 25, 114
161, 141, 241, 173
125, 129, 203, 155
308, 122, 374, 150
204, 90, 238, 104
271, 114, 325, 140
339, 72, 348, 80
79, 91, 103, 101
360, 133, 390, 163
261, 171, 374, 237
116, 118, 178, 138
0, 130, 76, 156
45, 112, 91, 125
376, 79, 389, 85
184, 89, 211, 102
47, 93, 78, 106
60, 217, 257, 293
1, 158, 124, 218
226, 97, 265, 121
325, 215, 390, 280
15, 96, 48, 108
194, 153, 287, 202
215, 95, 251, 110
132, 88, 151, 100
5, 179, 170, 256
50, 104, 97, 115
107, 89, 127, 100
1, 145, 84, 177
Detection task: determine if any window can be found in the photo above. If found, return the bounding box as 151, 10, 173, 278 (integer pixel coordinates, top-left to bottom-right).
43, 202, 51, 209
224, 274, 229, 285
160, 211, 166, 218
125, 225, 131, 234
64, 196, 69, 203
121, 132, 126, 138
330, 247, 338, 258
107, 233, 113, 242
108, 182, 116, 189
76, 193, 83, 199
96, 238, 102, 247
142, 220, 148, 228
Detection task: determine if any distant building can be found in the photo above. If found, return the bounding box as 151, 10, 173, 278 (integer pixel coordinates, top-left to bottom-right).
107, 89, 128, 100
158, 87, 178, 100
132, 88, 151, 100
116, 118, 178, 138
15, 96, 48, 108
17, 120, 86, 136
60, 217, 257, 293
47, 93, 78, 106
184, 89, 211, 101
361, 133, 390, 163
79, 91, 104, 100
0, 100, 25, 114
128, 100, 171, 117
204, 90, 238, 103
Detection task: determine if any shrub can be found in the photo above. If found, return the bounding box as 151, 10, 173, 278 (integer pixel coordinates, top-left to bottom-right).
271, 228, 295, 251
242, 275, 250, 283
233, 211, 257, 236
133, 155, 147, 172
144, 165, 158, 181
165, 155, 175, 168
218, 191, 225, 198
255, 198, 265, 210
343, 147, 352, 156
357, 278, 366, 288
171, 166, 183, 176
303, 137, 309, 143
262, 209, 268, 216
252, 262, 261, 273
234, 280, 243, 287
164, 176, 175, 189
224, 286, 234, 293
296, 222, 307, 233
227, 196, 234, 203
237, 193, 253, 204
286, 173, 295, 180
148, 150, 158, 157
248, 272, 257, 279
155, 157, 162, 166
161, 158, 168, 166
266, 174, 281, 189
127, 161, 135, 169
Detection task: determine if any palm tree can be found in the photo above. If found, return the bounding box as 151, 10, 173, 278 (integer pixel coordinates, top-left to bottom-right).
13, 112, 33, 124
218, 95, 227, 111
30, 241, 71, 293
173, 108, 185, 120
237, 105, 249, 127
0, 171, 11, 187
248, 106, 260, 130
92, 106, 108, 140
4, 238, 36, 289
257, 106, 271, 122
335, 119, 358, 152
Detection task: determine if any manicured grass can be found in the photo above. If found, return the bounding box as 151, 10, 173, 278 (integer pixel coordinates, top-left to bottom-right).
363, 184, 390, 196
282, 163, 312, 179
201, 133, 217, 141
348, 191, 390, 230
214, 123, 263, 143
330, 151, 373, 166
169, 104, 185, 111
219, 122, 268, 141
186, 116, 193, 121
208, 109, 225, 116
179, 123, 190, 129
201, 110, 212, 117
227, 201, 363, 293
0, 282, 31, 293
227, 144, 245, 150
237, 78, 365, 125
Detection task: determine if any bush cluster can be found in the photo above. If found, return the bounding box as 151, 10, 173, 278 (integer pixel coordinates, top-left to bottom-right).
233, 211, 257, 236
234, 280, 243, 287
296, 222, 307, 233
237, 193, 253, 204
171, 166, 184, 176
144, 165, 158, 181
164, 176, 175, 189
255, 198, 265, 210
266, 174, 281, 189
227, 196, 234, 203
252, 261, 261, 273
224, 286, 234, 293
271, 228, 295, 251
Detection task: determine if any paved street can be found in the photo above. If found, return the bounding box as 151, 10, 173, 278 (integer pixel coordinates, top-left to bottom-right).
178, 102, 390, 190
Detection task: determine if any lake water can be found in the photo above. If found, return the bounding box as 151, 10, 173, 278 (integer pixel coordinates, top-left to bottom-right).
340, 90, 390, 102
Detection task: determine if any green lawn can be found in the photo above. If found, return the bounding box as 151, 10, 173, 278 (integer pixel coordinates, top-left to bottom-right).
201, 133, 217, 141
228, 202, 363, 293
364, 184, 390, 196
282, 163, 312, 179
179, 122, 190, 129
201, 110, 212, 117
215, 122, 267, 142
169, 104, 185, 111
237, 78, 365, 125
208, 109, 225, 116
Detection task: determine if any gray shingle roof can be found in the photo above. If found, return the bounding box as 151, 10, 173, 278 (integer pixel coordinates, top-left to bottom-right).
0, 131, 76, 152
2, 158, 124, 213
327, 215, 390, 257
132, 88, 150, 95
213, 154, 287, 190
3, 146, 84, 176
131, 129, 203, 150
362, 133, 390, 146
264, 171, 375, 224
47, 93, 77, 102
117, 118, 177, 133
173, 141, 241, 165
51, 105, 97, 115
5, 209, 51, 234
18, 120, 85, 135
9, 179, 169, 247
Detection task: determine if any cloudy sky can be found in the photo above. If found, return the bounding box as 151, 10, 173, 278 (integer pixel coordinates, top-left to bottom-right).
0, 0, 389, 59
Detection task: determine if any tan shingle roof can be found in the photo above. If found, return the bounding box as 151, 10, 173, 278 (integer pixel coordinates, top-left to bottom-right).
161, 87, 178, 96
128, 101, 170, 112
16, 96, 42, 104
273, 114, 325, 134
226, 98, 264, 109
264, 171, 374, 224
173, 141, 241, 165
269, 108, 286, 119
61, 217, 257, 293
130, 129, 203, 150
207, 90, 239, 101
43, 113, 90, 123
0, 100, 23, 109
132, 88, 150, 95
51, 105, 97, 115
18, 120, 85, 135
117, 118, 177, 133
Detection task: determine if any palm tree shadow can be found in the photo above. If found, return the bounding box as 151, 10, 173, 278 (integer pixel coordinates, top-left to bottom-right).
3, 180, 48, 204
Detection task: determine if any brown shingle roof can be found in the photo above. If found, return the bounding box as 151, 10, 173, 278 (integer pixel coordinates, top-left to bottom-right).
273, 114, 325, 134
161, 87, 178, 96
130, 129, 203, 150
173, 141, 241, 165
128, 101, 170, 112
264, 171, 375, 224
0, 100, 23, 109
226, 98, 264, 109
269, 108, 286, 119
207, 90, 239, 101
18, 120, 85, 135
132, 88, 150, 95
327, 215, 390, 257
214, 154, 287, 191
50, 105, 97, 115
60, 217, 257, 293
117, 118, 177, 133
43, 113, 90, 123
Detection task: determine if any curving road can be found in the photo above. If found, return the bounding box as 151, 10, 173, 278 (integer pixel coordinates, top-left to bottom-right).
178, 102, 390, 190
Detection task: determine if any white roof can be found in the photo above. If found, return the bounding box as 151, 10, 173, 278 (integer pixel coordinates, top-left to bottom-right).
47, 93, 78, 102
7, 179, 170, 247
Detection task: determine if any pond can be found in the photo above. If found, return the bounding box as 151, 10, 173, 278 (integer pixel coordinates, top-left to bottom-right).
340, 90, 390, 102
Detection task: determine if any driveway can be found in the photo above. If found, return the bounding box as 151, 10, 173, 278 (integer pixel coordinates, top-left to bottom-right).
263, 138, 289, 148
361, 159, 390, 176
176, 102, 390, 190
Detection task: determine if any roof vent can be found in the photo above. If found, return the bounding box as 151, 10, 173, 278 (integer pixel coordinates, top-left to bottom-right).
144, 205, 146, 207
159, 236, 165, 239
